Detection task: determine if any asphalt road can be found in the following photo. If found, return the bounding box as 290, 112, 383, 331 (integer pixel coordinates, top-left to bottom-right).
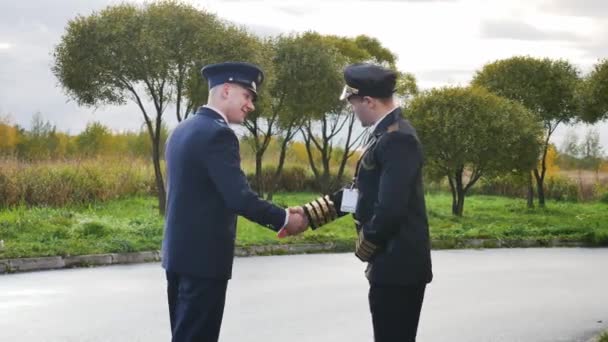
1, 248, 607, 342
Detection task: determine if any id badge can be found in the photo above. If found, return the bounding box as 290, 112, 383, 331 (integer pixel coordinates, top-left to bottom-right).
341, 188, 358, 213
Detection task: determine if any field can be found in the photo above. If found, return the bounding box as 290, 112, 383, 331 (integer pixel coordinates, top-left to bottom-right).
1, 193, 607, 259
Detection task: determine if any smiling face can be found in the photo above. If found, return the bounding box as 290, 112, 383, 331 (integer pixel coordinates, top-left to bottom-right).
221, 83, 256, 124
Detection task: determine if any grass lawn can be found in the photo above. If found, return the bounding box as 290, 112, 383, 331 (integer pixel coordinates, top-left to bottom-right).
1, 192, 607, 259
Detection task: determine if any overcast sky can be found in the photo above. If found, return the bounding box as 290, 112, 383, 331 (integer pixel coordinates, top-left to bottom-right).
0, 0, 606, 149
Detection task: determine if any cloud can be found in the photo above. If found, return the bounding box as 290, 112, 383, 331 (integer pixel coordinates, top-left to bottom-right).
542, 0, 608, 18
0, 0, 157, 133
0, 0, 112, 33
0, 0, 603, 139
275, 5, 318, 17
240, 23, 285, 38
574, 25, 608, 62
415, 69, 474, 88
219, 0, 458, 2
480, 19, 582, 41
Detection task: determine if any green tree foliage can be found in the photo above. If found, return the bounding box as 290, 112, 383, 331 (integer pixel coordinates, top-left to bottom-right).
472, 56, 580, 207
76, 122, 112, 157
17, 113, 61, 160
580, 59, 608, 123
406, 86, 542, 216
52, 1, 231, 214
297, 33, 402, 192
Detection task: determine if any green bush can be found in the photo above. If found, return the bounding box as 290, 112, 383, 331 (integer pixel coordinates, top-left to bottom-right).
471, 175, 592, 202
471, 174, 527, 198
545, 176, 579, 202
594, 182, 608, 204
600, 192, 608, 204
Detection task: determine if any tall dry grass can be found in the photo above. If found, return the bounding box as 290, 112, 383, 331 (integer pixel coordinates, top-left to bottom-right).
0, 157, 156, 207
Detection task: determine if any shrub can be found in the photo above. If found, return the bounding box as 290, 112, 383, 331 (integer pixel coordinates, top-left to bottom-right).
545, 176, 579, 202
0, 157, 155, 207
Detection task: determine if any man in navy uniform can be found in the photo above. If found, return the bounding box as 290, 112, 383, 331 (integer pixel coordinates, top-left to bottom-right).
297, 63, 433, 341
162, 62, 308, 341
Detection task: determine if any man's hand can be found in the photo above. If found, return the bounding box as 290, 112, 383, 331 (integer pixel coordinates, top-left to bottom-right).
277, 206, 309, 238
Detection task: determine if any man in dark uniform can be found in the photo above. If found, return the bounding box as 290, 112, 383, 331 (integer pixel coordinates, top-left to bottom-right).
297, 63, 433, 341
162, 62, 308, 341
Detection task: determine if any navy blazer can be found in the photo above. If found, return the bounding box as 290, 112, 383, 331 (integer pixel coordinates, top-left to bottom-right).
355, 108, 433, 285
162, 106, 286, 279
321, 108, 433, 285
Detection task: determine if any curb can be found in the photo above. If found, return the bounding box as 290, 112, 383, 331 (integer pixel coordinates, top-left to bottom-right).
0, 239, 600, 275
0, 243, 337, 274
430, 238, 588, 249
0, 252, 163, 274
235, 242, 338, 256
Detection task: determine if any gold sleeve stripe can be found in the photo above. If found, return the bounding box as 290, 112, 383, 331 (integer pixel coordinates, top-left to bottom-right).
310, 200, 326, 225
314, 198, 331, 223
305, 203, 319, 225
321, 195, 338, 220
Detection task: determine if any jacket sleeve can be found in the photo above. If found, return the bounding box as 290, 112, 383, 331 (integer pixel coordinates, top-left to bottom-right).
300, 189, 351, 230
204, 127, 287, 231
363, 132, 423, 246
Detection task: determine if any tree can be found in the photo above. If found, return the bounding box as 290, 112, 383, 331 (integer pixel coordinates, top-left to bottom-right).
580, 59, 608, 123
255, 32, 344, 193
406, 86, 542, 216
172, 25, 277, 196
248, 34, 338, 199
76, 122, 112, 157
396, 71, 419, 101
559, 129, 581, 169
561, 129, 580, 157
18, 112, 60, 160
352, 35, 396, 68
52, 1, 227, 214
472, 56, 580, 207
54, 132, 75, 158
299, 33, 400, 193
0, 115, 18, 156
543, 144, 561, 179
580, 129, 604, 177
239, 37, 282, 197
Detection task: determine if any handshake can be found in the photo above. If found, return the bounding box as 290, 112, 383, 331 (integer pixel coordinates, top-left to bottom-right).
277, 207, 309, 238
275, 193, 377, 263
278, 194, 346, 238
277, 193, 342, 239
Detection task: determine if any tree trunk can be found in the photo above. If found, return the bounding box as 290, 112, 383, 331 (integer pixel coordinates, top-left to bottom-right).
449, 185, 466, 216
533, 168, 545, 208
536, 175, 546, 208
448, 169, 466, 217
321, 156, 331, 192
447, 176, 457, 214
266, 128, 295, 201
126, 83, 167, 216
335, 114, 355, 184
455, 188, 466, 217
454, 171, 466, 216
534, 123, 560, 208
151, 137, 166, 216
527, 171, 534, 208
266, 139, 288, 201
302, 124, 320, 186
255, 151, 264, 197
